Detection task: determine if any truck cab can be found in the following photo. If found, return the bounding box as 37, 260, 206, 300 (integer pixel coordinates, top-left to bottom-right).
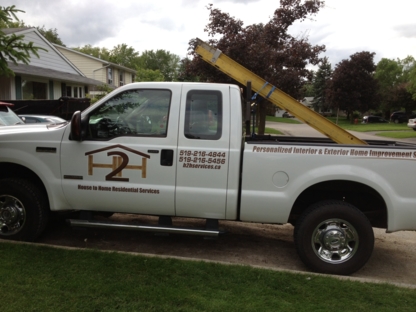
63, 82, 242, 220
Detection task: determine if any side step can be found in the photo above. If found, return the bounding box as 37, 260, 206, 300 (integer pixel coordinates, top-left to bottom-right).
67, 219, 223, 237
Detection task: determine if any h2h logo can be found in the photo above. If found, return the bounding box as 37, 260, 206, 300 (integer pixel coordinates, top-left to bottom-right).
85, 144, 150, 182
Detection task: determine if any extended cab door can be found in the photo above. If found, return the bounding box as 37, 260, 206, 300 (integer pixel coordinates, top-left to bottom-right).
175, 85, 231, 219
60, 85, 180, 216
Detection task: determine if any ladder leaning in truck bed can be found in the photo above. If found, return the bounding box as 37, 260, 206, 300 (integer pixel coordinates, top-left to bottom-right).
195, 39, 367, 145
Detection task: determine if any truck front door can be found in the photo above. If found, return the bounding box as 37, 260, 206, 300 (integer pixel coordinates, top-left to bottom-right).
60, 86, 180, 216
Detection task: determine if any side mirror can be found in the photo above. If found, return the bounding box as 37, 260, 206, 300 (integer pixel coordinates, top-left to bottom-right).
70, 111, 82, 141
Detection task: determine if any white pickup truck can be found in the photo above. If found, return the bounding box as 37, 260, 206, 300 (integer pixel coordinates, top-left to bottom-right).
1, 82, 416, 275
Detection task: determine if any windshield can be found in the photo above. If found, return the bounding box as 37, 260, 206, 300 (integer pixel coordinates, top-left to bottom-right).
0, 106, 25, 126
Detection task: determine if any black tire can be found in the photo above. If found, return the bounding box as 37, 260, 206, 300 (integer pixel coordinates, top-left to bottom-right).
413, 128, 416, 131
294, 200, 374, 275
0, 178, 49, 241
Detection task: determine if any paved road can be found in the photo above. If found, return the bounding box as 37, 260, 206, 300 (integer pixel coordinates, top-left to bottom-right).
266, 121, 416, 143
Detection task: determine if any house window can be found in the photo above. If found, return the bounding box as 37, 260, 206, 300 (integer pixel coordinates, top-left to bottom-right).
22, 80, 48, 99
119, 71, 124, 86
131, 74, 135, 83
79, 87, 83, 98
74, 87, 78, 98
108, 68, 113, 85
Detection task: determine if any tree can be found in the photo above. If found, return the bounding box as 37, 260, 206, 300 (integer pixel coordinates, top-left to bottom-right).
0, 5, 45, 76
86, 84, 113, 104
138, 49, 180, 81
311, 57, 332, 112
404, 57, 416, 102
109, 43, 140, 69
375, 56, 416, 115
185, 1, 326, 134
327, 51, 379, 121
74, 44, 111, 61
177, 57, 200, 82
36, 26, 65, 46
135, 68, 164, 82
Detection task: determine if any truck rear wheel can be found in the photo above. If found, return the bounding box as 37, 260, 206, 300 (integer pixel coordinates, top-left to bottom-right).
294, 200, 374, 275
0, 178, 49, 241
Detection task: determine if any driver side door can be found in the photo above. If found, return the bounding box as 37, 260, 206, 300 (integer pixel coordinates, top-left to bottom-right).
60, 86, 180, 216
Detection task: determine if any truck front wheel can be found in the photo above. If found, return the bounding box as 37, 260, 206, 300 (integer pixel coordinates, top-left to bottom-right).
0, 178, 49, 241
294, 200, 374, 275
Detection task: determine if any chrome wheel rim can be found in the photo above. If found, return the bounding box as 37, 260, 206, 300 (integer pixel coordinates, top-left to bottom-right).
312, 218, 359, 264
0, 195, 26, 236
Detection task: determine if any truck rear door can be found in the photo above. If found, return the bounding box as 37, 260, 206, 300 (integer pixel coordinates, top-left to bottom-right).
175, 84, 231, 219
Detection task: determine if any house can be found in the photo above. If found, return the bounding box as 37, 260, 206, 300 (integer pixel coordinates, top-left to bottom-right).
53, 44, 137, 92
301, 97, 334, 116
0, 28, 104, 100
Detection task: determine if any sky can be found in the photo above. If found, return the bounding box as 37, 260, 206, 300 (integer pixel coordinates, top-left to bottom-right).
3, 0, 416, 68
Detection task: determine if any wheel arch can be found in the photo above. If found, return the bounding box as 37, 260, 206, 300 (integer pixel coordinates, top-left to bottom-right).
288, 180, 387, 228
0, 162, 49, 209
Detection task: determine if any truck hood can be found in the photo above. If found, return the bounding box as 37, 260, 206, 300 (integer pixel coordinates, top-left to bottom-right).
0, 122, 69, 141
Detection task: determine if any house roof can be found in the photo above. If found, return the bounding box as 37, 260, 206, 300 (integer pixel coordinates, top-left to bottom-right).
2, 27, 31, 34
8, 62, 106, 86
53, 44, 137, 73
3, 27, 85, 76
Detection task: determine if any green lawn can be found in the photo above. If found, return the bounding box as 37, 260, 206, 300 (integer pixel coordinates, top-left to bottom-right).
1, 242, 416, 311
266, 115, 302, 124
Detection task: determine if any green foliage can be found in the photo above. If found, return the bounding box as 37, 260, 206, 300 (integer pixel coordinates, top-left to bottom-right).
74, 44, 181, 82
36, 25, 65, 46
375, 57, 416, 113
138, 49, 181, 81
0, 5, 47, 76
135, 68, 164, 82
300, 81, 314, 98
86, 84, 113, 104
73, 44, 111, 60
312, 57, 332, 111
108, 43, 139, 68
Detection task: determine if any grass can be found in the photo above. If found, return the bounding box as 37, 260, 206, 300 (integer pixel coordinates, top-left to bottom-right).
376, 131, 416, 139
1, 241, 416, 311
325, 117, 410, 132
266, 115, 302, 124
265, 127, 283, 135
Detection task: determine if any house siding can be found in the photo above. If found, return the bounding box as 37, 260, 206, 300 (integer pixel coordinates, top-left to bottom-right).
19, 32, 80, 75
56, 48, 107, 82
54, 45, 136, 87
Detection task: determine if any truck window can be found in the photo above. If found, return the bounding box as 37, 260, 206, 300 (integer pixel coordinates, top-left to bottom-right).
184, 90, 222, 140
86, 89, 171, 140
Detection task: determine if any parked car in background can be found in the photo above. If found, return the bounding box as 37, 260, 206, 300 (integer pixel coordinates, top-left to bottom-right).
362, 116, 388, 124
282, 111, 295, 118
390, 111, 416, 124
0, 102, 25, 126
407, 118, 416, 131
19, 114, 66, 124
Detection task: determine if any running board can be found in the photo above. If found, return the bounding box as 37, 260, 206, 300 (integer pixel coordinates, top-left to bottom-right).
67, 219, 222, 237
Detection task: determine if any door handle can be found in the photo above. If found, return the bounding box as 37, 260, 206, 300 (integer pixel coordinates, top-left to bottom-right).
161, 149, 174, 166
